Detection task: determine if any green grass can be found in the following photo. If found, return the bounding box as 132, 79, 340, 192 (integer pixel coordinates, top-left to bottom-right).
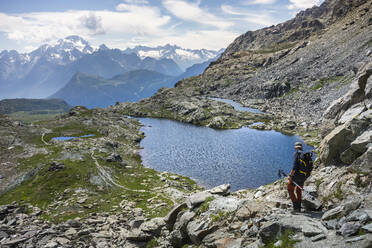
8, 111, 63, 123
315, 178, 323, 191
42, 120, 103, 142
311, 75, 352, 91
284, 87, 299, 97
146, 238, 159, 248
210, 211, 230, 224
195, 196, 215, 215
334, 182, 343, 200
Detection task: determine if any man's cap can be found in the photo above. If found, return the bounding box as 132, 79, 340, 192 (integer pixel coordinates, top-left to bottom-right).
294, 142, 303, 148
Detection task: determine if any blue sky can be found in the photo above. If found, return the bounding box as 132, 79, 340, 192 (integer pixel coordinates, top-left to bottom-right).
0, 0, 323, 52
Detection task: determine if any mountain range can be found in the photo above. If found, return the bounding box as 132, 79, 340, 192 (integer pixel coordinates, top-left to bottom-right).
0, 36, 220, 101
51, 70, 174, 108
124, 44, 223, 71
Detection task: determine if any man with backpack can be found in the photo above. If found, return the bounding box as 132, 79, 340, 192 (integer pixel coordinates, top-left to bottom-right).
287, 142, 313, 213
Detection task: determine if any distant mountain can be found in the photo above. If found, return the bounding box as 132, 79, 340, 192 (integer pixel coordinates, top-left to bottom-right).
0, 36, 182, 99
124, 44, 223, 71
171, 58, 216, 85
50, 70, 174, 108
0, 98, 71, 115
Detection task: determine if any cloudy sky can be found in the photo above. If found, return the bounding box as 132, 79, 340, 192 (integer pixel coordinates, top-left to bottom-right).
0, 0, 323, 52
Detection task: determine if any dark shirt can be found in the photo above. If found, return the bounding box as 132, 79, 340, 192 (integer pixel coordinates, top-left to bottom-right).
292, 150, 306, 184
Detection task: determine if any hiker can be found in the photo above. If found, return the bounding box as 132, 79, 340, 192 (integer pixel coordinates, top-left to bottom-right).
287, 142, 310, 213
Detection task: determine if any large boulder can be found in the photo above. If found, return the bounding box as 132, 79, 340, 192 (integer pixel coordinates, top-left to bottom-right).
165, 203, 187, 231
319, 118, 370, 165
351, 146, 372, 173
186, 192, 213, 209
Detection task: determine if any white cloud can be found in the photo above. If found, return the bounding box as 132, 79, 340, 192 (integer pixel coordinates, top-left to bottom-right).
163, 0, 233, 29
123, 0, 149, 4
243, 0, 277, 5
150, 29, 239, 50
0, 5, 170, 45
287, 0, 322, 9
221, 5, 277, 27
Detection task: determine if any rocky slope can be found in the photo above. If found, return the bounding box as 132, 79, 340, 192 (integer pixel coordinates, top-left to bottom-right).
0, 0, 371, 247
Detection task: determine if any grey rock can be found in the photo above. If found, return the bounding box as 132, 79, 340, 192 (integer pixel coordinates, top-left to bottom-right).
77, 228, 94, 236
338, 103, 366, 124
352, 146, 372, 173
64, 228, 77, 236
322, 200, 361, 221
129, 216, 145, 229
48, 162, 65, 172
1, 237, 29, 246
362, 223, 372, 233
213, 237, 243, 248
278, 215, 325, 237
343, 199, 362, 215
346, 235, 366, 243
274, 240, 283, 247
186, 192, 213, 208
259, 222, 281, 244
44, 241, 59, 248
302, 194, 322, 211
245, 224, 260, 238
169, 229, 185, 248
174, 211, 195, 234
302, 224, 324, 237
187, 220, 219, 245
339, 222, 361, 237
303, 186, 318, 197
350, 130, 372, 154
140, 217, 166, 236
0, 231, 8, 239
311, 233, 326, 242
106, 153, 122, 162
346, 210, 370, 224
66, 219, 82, 228
207, 116, 225, 128
165, 203, 187, 231
209, 197, 240, 213
208, 184, 231, 195
202, 229, 230, 247
55, 237, 70, 245
235, 201, 265, 220
126, 229, 153, 242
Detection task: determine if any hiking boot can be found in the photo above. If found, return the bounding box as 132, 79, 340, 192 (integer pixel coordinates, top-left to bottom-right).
293, 202, 301, 213
297, 202, 302, 212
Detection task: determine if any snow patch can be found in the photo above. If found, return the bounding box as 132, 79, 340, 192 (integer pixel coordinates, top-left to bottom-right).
138, 50, 162, 59
175, 49, 201, 59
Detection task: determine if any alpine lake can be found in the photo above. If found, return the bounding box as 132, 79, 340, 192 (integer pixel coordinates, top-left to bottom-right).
137, 98, 314, 191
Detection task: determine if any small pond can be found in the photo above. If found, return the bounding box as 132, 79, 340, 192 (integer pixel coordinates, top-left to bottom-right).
138, 118, 313, 191
52, 134, 95, 141
210, 97, 263, 114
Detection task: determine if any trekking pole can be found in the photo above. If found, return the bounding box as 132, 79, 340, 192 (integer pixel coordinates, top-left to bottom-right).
278, 169, 314, 200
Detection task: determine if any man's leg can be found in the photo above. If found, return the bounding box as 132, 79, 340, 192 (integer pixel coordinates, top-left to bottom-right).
295, 185, 303, 211
287, 181, 297, 210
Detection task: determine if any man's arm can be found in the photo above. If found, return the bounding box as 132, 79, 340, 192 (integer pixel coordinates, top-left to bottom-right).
289, 152, 298, 182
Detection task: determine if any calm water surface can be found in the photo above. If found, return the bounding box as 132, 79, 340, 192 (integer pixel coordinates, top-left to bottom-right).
138, 118, 313, 191
210, 97, 263, 114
